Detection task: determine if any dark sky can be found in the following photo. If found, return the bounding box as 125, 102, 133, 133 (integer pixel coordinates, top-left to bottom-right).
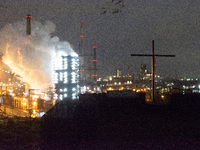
0, 0, 200, 79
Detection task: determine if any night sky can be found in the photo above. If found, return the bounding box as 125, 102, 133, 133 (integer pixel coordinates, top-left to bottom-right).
0, 1, 200, 79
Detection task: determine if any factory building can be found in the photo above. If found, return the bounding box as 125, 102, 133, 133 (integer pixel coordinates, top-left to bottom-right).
53, 49, 79, 101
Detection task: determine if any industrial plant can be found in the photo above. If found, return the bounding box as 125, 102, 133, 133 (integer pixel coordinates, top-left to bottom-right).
0, 14, 200, 119
0, 15, 101, 118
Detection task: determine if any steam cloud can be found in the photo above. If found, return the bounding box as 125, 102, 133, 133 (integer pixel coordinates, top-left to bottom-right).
0, 20, 76, 90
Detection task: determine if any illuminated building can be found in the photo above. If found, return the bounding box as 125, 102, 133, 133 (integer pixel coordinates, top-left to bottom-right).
116, 69, 121, 78
139, 64, 147, 80
53, 51, 79, 101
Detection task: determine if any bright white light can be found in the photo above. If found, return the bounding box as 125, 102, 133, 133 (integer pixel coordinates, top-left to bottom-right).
72, 80, 76, 83
54, 56, 63, 70
53, 54, 79, 99
60, 72, 63, 81
55, 94, 58, 99
72, 93, 76, 99
60, 95, 63, 100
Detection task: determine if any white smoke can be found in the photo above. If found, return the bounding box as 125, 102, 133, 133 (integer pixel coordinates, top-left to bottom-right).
0, 20, 76, 89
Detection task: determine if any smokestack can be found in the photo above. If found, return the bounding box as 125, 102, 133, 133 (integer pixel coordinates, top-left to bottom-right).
26, 14, 32, 35
93, 46, 97, 81
79, 20, 84, 81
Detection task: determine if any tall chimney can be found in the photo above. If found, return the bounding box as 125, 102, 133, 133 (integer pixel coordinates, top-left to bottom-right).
26, 14, 32, 35
79, 20, 84, 81
93, 46, 97, 82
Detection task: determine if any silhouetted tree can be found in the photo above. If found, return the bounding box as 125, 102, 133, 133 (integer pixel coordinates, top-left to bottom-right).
101, 0, 125, 14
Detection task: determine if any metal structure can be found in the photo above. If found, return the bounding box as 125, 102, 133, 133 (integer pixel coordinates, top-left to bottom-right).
0, 69, 21, 83
93, 46, 97, 93
131, 40, 175, 102
86, 56, 91, 81
53, 55, 79, 100
93, 46, 97, 81
79, 20, 84, 81
26, 14, 32, 35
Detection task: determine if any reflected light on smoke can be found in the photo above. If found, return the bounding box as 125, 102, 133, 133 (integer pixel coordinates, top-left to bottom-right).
0, 20, 77, 90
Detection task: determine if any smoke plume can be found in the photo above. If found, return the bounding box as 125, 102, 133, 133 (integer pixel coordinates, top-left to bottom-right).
0, 20, 76, 90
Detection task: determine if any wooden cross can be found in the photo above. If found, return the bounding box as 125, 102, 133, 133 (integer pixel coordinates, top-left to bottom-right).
131, 40, 175, 102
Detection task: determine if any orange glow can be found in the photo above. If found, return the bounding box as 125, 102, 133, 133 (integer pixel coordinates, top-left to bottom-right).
80, 35, 83, 37
93, 60, 97, 61
107, 87, 113, 91
93, 74, 97, 76
154, 56, 156, 58
81, 20, 84, 22
155, 64, 156, 66
94, 46, 97, 48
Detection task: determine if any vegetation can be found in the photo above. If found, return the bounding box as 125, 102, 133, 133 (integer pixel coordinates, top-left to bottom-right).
101, 0, 125, 14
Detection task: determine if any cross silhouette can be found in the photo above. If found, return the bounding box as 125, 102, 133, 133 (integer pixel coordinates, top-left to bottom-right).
131, 40, 175, 102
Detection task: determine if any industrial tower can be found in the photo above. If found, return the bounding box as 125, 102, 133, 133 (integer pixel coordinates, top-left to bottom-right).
79, 20, 84, 82
26, 14, 32, 35
93, 46, 98, 92
86, 56, 91, 81
93, 46, 97, 81
78, 20, 99, 93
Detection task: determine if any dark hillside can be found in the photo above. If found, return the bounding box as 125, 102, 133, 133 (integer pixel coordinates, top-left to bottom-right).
40, 94, 200, 149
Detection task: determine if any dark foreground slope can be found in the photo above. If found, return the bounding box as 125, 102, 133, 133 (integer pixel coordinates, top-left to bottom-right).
1, 93, 200, 149
0, 117, 41, 150
40, 94, 200, 150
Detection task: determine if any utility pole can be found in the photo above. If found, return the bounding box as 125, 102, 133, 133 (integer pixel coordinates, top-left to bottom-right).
131, 40, 175, 102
